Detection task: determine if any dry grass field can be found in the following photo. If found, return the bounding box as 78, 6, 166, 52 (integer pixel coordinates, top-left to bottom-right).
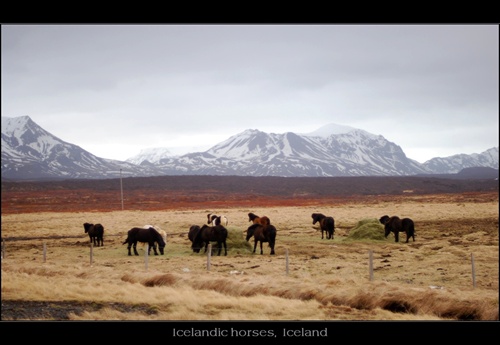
1, 184, 498, 324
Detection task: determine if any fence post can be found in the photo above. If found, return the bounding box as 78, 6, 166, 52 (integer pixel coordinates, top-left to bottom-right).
471, 253, 476, 288
369, 250, 374, 281
145, 244, 149, 271
90, 242, 93, 266
285, 248, 289, 275
43, 242, 47, 263
207, 243, 212, 271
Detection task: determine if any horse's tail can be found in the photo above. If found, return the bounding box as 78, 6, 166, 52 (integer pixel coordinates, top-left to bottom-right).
268, 225, 277, 246
325, 217, 334, 230
403, 218, 415, 235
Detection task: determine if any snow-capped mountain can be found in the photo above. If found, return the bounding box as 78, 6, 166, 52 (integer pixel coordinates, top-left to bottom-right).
1, 116, 498, 180
1, 116, 162, 180
126, 147, 178, 165
151, 129, 429, 176
423, 148, 499, 174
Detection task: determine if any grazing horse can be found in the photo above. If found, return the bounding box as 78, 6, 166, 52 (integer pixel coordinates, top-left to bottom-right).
207, 213, 229, 227
141, 225, 167, 253
248, 212, 271, 226
192, 224, 228, 256
83, 222, 104, 247
122, 227, 166, 256
246, 223, 276, 255
188, 225, 203, 253
311, 213, 335, 239
379, 215, 415, 243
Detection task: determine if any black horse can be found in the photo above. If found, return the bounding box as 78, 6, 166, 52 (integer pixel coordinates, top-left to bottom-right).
246, 223, 276, 255
311, 213, 335, 239
379, 215, 415, 243
122, 227, 166, 256
192, 224, 228, 256
188, 225, 203, 253
83, 222, 104, 247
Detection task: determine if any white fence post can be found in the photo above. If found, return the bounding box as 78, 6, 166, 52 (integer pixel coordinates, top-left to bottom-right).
90, 242, 93, 266
471, 253, 476, 288
369, 250, 374, 281
285, 248, 289, 275
207, 243, 212, 271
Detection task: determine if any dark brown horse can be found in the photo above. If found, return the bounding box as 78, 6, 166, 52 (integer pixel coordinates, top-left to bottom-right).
246, 223, 276, 255
83, 222, 104, 247
122, 227, 166, 256
192, 224, 228, 256
248, 212, 271, 226
311, 213, 335, 239
379, 215, 415, 243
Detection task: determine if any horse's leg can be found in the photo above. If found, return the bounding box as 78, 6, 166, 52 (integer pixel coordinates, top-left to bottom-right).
321, 229, 324, 239
133, 242, 139, 255
270, 242, 275, 255
152, 242, 159, 255
253, 240, 257, 253
394, 231, 399, 243
223, 240, 227, 256
260, 241, 263, 255
127, 243, 132, 256
217, 241, 221, 256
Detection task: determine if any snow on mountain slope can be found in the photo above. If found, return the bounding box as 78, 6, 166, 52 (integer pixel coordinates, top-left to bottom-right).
2, 116, 498, 180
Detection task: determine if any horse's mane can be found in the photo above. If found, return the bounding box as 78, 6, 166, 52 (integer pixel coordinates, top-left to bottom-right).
248, 212, 258, 220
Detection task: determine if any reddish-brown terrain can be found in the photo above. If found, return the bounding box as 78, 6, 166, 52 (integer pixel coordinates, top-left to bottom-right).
2, 175, 498, 213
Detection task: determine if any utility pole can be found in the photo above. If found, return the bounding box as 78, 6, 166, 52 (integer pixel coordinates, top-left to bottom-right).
120, 169, 124, 210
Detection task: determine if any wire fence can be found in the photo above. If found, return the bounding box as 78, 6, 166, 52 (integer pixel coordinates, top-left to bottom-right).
1, 238, 479, 288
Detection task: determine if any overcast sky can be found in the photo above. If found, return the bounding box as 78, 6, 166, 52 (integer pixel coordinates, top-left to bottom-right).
2, 24, 498, 163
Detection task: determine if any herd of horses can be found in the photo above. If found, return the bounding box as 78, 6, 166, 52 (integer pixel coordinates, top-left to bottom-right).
83, 211, 416, 257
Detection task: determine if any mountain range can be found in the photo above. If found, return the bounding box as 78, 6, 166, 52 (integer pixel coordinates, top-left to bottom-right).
1, 116, 498, 181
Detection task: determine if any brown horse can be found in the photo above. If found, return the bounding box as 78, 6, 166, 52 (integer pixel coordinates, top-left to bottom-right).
246, 223, 276, 255
311, 213, 335, 239
379, 215, 415, 243
248, 212, 271, 226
